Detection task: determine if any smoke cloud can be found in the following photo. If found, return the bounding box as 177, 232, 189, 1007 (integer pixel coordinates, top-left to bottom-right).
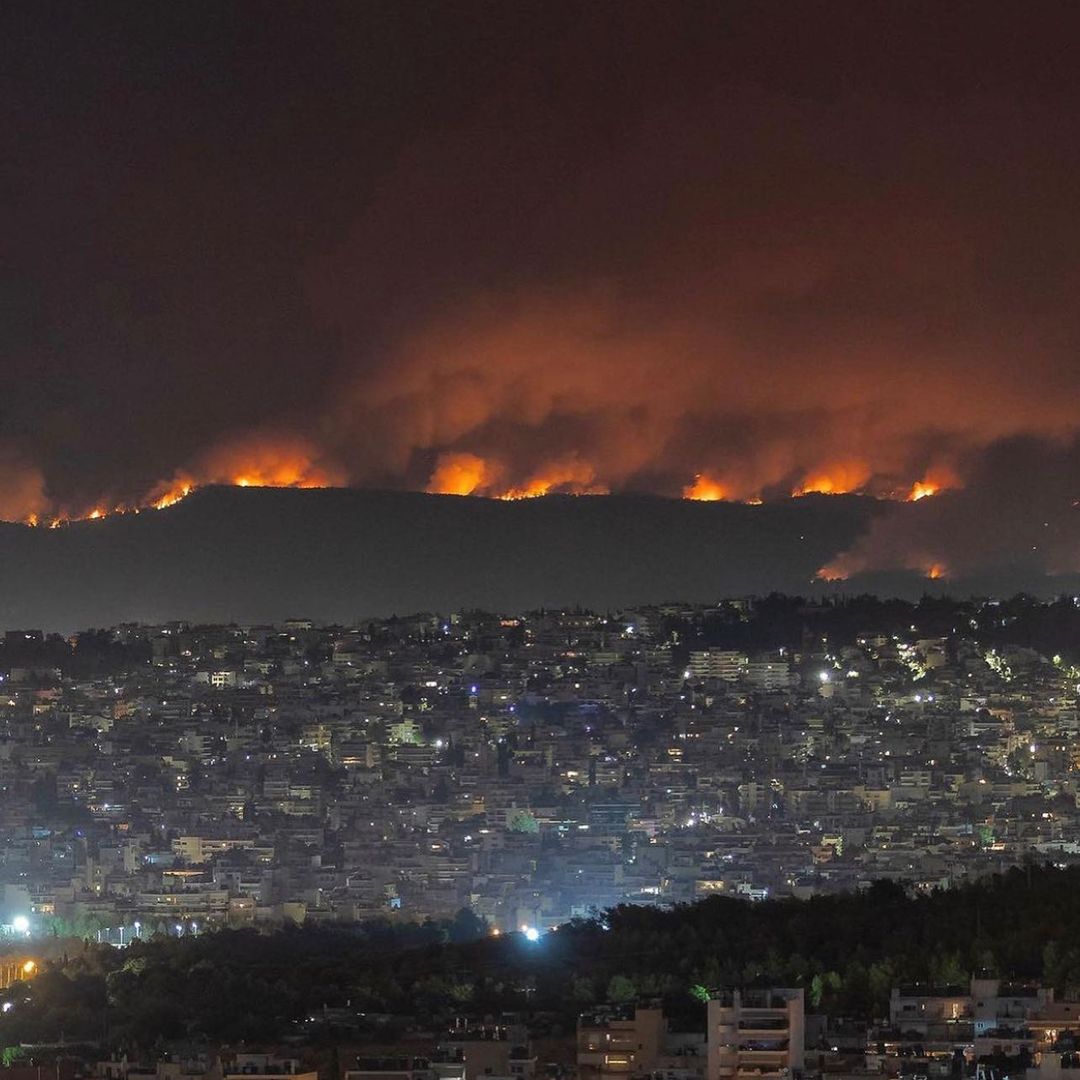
823, 436, 1080, 583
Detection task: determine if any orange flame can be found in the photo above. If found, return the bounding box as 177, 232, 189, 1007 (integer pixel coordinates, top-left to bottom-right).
906, 466, 959, 502
8, 429, 972, 532
817, 551, 950, 583
427, 452, 496, 496
794, 461, 872, 497
150, 477, 195, 510
23, 433, 345, 528
683, 474, 729, 501
145, 433, 343, 513
200, 433, 344, 490
497, 459, 608, 499
227, 466, 330, 489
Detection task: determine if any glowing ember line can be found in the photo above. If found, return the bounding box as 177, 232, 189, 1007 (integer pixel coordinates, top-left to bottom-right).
152, 483, 195, 510
12, 452, 969, 531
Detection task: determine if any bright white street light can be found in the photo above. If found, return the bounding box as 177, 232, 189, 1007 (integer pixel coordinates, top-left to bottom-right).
11, 916, 29, 935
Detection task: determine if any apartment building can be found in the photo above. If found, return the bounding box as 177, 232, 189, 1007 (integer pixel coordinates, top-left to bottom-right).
707, 988, 805, 1080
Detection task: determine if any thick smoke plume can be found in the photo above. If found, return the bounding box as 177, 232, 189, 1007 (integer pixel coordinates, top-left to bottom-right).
822, 437, 1080, 583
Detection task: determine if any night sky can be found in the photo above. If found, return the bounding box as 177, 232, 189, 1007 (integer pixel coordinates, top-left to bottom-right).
4, 2, 1080, 587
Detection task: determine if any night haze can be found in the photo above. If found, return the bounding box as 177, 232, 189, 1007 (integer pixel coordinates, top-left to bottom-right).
4, 1, 1080, 592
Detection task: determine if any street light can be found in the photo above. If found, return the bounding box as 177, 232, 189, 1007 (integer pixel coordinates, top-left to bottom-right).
11, 915, 29, 935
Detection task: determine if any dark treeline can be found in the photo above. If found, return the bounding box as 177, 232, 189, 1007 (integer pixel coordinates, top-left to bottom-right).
4, 592, 1080, 680
666, 592, 1080, 660
5, 865, 1080, 1052
0, 629, 151, 678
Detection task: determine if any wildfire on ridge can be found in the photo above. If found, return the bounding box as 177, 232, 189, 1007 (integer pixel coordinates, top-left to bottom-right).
197, 432, 345, 492
497, 459, 608, 500
793, 461, 872, 497
683, 474, 729, 501
140, 434, 342, 514
906, 466, 958, 502
151, 479, 195, 510
425, 452, 607, 499
231, 470, 327, 489
682, 475, 767, 503
14, 433, 968, 529
817, 554, 949, 583
20, 435, 343, 527
427, 452, 495, 497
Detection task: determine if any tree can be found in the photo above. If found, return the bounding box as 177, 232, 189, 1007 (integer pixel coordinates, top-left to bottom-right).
1043, 941, 1065, 989
448, 907, 486, 943
506, 808, 539, 834
606, 974, 637, 1003
810, 971, 842, 1009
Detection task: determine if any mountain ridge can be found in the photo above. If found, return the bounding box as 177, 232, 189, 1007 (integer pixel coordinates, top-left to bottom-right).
0, 486, 886, 630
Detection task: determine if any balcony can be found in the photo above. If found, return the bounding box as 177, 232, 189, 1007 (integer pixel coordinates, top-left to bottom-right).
578, 1052, 635, 1071
740, 992, 798, 1010
978, 1028, 1033, 1041
738, 1020, 789, 1033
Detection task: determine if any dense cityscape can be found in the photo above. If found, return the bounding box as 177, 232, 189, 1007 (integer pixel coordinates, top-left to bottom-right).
4, 594, 1080, 939
4, 595, 1080, 1079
